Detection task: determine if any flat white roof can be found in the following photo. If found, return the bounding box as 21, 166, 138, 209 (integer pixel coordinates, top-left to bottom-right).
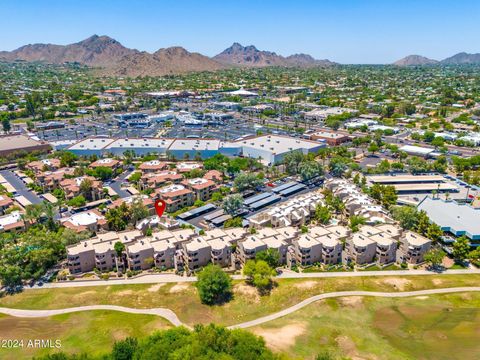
239, 135, 321, 154
169, 139, 220, 151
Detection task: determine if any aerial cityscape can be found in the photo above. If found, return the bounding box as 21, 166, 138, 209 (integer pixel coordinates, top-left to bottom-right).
1, 1, 480, 359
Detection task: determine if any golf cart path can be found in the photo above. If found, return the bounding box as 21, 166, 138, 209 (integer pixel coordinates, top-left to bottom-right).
1, 287, 479, 329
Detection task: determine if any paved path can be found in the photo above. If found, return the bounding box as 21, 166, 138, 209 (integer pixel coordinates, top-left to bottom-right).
2, 287, 479, 330
32, 269, 480, 289
0, 305, 184, 327
228, 286, 480, 329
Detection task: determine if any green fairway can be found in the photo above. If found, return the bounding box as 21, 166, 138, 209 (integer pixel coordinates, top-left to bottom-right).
0, 310, 171, 360
250, 293, 480, 360
1, 275, 479, 327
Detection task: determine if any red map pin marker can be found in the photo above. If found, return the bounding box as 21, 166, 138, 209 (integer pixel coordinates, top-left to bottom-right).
154, 199, 166, 217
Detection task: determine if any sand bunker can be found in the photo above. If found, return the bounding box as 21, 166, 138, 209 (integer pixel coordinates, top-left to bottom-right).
254, 323, 306, 351
148, 283, 166, 292
382, 278, 411, 291
169, 283, 190, 293
338, 296, 363, 308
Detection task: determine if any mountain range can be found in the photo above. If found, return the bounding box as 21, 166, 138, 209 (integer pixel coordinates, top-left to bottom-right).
394, 52, 480, 66
1, 35, 480, 75
0, 35, 335, 76
213, 42, 334, 67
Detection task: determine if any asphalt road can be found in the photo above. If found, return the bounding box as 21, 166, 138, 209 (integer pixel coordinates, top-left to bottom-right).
0, 170, 42, 204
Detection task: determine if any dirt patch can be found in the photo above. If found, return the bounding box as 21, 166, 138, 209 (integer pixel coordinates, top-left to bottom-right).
147, 284, 166, 293
254, 323, 306, 351
169, 283, 190, 293
336, 335, 370, 360
234, 284, 260, 302
415, 296, 429, 300
381, 278, 411, 291
338, 296, 363, 308
116, 290, 134, 296
432, 278, 444, 286
77, 290, 97, 297
294, 280, 318, 290
442, 257, 454, 268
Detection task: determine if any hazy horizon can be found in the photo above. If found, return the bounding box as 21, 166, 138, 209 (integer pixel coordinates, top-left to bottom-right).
2, 0, 479, 64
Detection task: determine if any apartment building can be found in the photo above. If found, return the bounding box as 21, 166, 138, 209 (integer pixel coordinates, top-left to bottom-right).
141, 171, 183, 189
237, 235, 267, 263
288, 234, 322, 266
89, 158, 121, 170
370, 233, 397, 265
207, 237, 232, 267
138, 160, 169, 173
344, 233, 377, 265
59, 176, 104, 201
249, 191, 324, 228
126, 239, 154, 270
155, 184, 195, 212
26, 158, 61, 173
0, 195, 13, 214
182, 237, 212, 270
92, 240, 118, 272
67, 241, 96, 274
397, 231, 431, 264
151, 238, 177, 270
182, 178, 216, 201
61, 209, 107, 233
318, 234, 343, 265
37, 168, 75, 191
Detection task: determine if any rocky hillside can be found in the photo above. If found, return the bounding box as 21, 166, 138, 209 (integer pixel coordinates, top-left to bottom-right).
393, 55, 438, 66
0, 35, 225, 76
440, 52, 480, 64
213, 43, 334, 67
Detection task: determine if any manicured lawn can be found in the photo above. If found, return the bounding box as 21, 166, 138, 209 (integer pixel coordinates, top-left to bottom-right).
250, 293, 480, 359
1, 274, 479, 328
0, 310, 171, 360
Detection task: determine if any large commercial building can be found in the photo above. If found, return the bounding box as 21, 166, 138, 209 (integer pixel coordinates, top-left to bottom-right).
0, 135, 51, 157
65, 135, 325, 165
417, 196, 480, 242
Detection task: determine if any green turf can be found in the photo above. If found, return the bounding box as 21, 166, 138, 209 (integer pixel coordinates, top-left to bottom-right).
250, 293, 480, 360
0, 310, 171, 360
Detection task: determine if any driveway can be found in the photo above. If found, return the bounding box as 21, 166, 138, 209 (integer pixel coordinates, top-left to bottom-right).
0, 170, 42, 204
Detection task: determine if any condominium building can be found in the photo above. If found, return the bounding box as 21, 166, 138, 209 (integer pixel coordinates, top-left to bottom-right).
126, 239, 154, 270
156, 184, 195, 212
318, 234, 343, 265
67, 241, 96, 274
182, 178, 216, 201
344, 233, 377, 265
288, 234, 322, 266
237, 235, 267, 263
207, 237, 232, 267
397, 231, 431, 264
61, 209, 107, 233
182, 237, 212, 270
151, 238, 177, 270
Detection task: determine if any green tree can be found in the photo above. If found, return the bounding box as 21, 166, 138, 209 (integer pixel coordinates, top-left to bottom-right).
112, 337, 138, 360
196, 264, 233, 305
243, 259, 276, 293
452, 236, 470, 263
424, 248, 445, 270
283, 150, 305, 175
255, 248, 280, 268
298, 160, 324, 181
222, 194, 243, 216
349, 215, 366, 232
314, 204, 332, 225
234, 173, 263, 192
2, 118, 11, 133
391, 206, 418, 230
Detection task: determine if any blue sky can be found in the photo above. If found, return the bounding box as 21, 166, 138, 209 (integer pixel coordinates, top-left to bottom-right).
1, 0, 479, 64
